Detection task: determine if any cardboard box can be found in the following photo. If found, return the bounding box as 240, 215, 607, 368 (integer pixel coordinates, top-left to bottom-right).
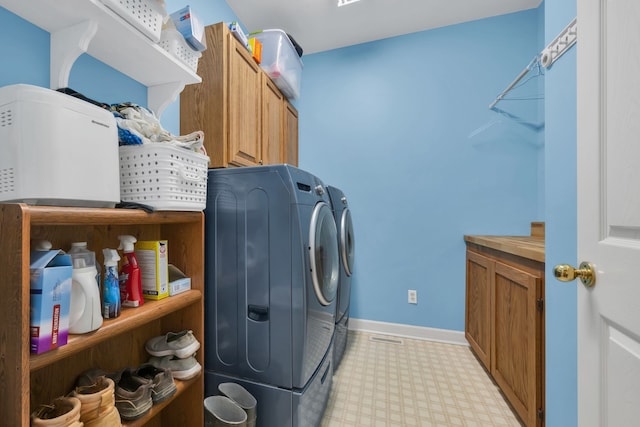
168, 264, 192, 296
229, 21, 249, 50
170, 6, 206, 52
30, 250, 72, 354
136, 240, 169, 300
248, 37, 262, 64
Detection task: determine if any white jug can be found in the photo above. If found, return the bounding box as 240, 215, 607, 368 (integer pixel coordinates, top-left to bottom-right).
69, 265, 103, 334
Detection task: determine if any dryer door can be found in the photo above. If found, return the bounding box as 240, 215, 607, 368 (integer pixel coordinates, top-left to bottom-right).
309, 201, 339, 305
340, 207, 355, 276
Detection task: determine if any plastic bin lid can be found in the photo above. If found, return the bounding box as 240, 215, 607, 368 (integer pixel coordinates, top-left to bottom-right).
251, 29, 303, 62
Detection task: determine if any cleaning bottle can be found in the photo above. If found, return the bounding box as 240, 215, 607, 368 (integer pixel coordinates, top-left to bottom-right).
102, 248, 121, 319
68, 242, 103, 333
118, 235, 144, 307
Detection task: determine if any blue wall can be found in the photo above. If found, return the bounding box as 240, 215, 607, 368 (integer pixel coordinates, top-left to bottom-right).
297, 9, 544, 331
544, 0, 577, 425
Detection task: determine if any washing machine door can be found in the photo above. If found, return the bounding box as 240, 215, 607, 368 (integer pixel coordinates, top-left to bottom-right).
309, 201, 339, 306
340, 207, 355, 277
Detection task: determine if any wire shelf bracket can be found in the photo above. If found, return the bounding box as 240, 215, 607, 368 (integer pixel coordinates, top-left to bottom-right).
489, 17, 577, 109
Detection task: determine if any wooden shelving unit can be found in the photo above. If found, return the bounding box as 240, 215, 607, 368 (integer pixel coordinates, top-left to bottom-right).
0, 204, 205, 426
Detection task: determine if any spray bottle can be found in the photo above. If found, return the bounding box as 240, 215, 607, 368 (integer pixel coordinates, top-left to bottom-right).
68, 242, 103, 333
118, 235, 144, 307
102, 248, 121, 319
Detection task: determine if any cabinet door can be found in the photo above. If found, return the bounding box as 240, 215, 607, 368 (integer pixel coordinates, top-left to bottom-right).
284, 100, 299, 166
492, 261, 543, 427
465, 250, 492, 369
262, 75, 284, 164
228, 34, 262, 166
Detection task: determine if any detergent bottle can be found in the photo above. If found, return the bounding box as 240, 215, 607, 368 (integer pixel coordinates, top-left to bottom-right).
118, 235, 144, 307
102, 248, 121, 319
68, 242, 103, 333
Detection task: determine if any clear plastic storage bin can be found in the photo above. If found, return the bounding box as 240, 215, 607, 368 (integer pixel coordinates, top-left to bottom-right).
252, 29, 303, 100
119, 144, 209, 211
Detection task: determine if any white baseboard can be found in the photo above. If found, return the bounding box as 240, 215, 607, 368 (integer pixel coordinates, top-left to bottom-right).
348, 318, 469, 346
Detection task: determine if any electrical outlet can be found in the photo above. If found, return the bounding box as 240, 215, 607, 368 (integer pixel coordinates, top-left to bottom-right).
408, 289, 417, 304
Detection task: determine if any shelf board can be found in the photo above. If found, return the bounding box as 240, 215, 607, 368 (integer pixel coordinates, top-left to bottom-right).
20, 204, 203, 226
0, 0, 201, 88
30, 290, 202, 371
122, 375, 200, 427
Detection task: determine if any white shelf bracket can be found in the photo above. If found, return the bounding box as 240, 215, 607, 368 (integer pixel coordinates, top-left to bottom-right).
50, 20, 98, 89
148, 81, 185, 118
540, 17, 577, 68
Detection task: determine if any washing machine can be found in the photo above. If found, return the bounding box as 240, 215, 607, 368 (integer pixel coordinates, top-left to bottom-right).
326, 186, 355, 371
204, 165, 339, 427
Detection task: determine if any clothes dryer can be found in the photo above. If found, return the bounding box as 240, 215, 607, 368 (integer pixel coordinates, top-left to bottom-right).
326, 186, 355, 371
205, 165, 339, 427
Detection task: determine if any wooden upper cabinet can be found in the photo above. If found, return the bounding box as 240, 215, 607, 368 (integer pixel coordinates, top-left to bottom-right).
262, 75, 284, 165
228, 33, 262, 166
284, 100, 299, 166
181, 22, 299, 168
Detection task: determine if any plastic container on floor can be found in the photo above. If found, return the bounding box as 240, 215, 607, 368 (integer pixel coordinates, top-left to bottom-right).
204, 396, 247, 427
218, 383, 257, 427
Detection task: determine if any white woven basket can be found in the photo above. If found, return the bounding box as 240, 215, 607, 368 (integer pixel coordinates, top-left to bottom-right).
100, 0, 164, 42
159, 29, 202, 71
119, 144, 209, 211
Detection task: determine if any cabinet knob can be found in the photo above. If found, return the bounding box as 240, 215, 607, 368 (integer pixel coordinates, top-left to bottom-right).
553, 262, 596, 287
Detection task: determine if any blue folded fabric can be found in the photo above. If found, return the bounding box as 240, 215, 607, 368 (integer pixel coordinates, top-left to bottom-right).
118, 126, 143, 145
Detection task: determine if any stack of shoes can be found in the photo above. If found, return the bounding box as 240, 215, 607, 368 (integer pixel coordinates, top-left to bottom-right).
31, 396, 84, 427
75, 364, 177, 423
134, 363, 177, 404
111, 368, 154, 421
71, 376, 121, 426
145, 330, 202, 381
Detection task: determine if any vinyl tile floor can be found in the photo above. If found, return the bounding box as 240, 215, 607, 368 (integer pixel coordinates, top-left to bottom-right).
320, 331, 523, 427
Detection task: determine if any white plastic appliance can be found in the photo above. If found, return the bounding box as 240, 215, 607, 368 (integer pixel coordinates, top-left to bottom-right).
0, 84, 120, 207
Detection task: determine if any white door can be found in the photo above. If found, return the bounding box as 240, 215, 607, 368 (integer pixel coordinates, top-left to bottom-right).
576, 1, 640, 426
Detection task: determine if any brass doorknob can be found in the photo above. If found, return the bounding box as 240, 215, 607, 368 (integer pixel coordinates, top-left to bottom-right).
553, 262, 596, 287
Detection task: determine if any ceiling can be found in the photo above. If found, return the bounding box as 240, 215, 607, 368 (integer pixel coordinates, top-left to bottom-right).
226, 0, 542, 55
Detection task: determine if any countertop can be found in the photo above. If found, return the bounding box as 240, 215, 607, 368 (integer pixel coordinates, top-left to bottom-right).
464, 222, 545, 263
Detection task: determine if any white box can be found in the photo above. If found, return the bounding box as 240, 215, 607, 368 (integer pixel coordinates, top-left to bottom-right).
0, 84, 120, 208
251, 29, 303, 99
168, 264, 191, 296
30, 250, 73, 354
170, 6, 206, 52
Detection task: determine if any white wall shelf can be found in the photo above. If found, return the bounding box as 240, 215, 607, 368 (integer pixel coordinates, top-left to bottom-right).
0, 0, 202, 116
